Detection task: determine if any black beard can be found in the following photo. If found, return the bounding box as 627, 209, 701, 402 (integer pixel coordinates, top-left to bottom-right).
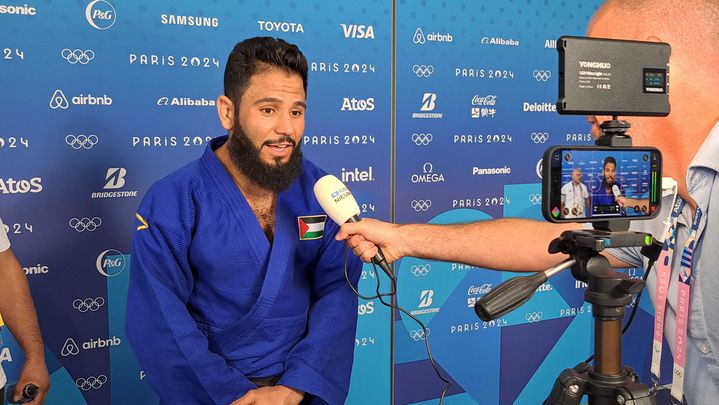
226, 121, 303, 193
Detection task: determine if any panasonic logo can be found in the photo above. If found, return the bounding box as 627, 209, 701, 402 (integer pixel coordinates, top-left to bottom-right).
472, 166, 511, 175
578, 61, 611, 69
161, 14, 219, 27
0, 4, 36, 15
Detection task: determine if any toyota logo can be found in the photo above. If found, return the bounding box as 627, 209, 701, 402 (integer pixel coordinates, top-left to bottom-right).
410, 264, 431, 276
412, 64, 434, 77
410, 199, 432, 212
72, 297, 106, 312
61, 48, 95, 65
530, 132, 549, 144
409, 328, 430, 341
533, 69, 551, 81
69, 217, 102, 232
525, 311, 543, 323
65, 134, 99, 150
76, 375, 108, 391
411, 133, 433, 146
528, 194, 542, 205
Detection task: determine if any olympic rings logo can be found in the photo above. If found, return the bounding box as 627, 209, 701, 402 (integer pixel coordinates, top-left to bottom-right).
532, 69, 551, 81
409, 328, 430, 341
412, 64, 434, 77
528, 194, 542, 205
525, 311, 543, 323
411, 133, 433, 146
76, 375, 108, 390
69, 217, 102, 232
72, 297, 105, 312
530, 132, 549, 144
65, 134, 99, 150
61, 48, 95, 65
410, 264, 431, 276
410, 199, 432, 212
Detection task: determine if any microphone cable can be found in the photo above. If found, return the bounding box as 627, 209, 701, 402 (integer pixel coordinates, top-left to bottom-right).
344, 245, 452, 404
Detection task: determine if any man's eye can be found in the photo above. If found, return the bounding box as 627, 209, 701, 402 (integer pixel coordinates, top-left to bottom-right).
261, 108, 274, 114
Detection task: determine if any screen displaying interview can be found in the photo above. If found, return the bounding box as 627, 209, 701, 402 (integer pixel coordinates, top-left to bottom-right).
555, 149, 660, 219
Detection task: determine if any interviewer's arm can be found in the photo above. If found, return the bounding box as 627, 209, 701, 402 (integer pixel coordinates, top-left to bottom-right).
338, 218, 632, 272
0, 249, 50, 403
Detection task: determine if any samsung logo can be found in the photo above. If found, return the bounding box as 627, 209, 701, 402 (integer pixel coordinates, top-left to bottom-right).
578, 61, 611, 69
160, 14, 219, 28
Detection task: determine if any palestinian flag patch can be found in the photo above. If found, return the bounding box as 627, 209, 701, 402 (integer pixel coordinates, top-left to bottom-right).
298, 215, 326, 240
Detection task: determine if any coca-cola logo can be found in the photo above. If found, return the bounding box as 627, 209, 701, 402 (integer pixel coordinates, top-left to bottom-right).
467, 283, 492, 296
471, 94, 497, 106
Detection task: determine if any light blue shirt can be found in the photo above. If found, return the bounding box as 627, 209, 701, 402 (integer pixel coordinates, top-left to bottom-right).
607, 121, 719, 404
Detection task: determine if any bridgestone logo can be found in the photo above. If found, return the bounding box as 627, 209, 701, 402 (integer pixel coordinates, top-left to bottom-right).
578, 61, 611, 69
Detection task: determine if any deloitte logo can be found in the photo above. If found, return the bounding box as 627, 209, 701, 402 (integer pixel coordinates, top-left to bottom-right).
49, 89, 113, 109
85, 0, 116, 30
96, 249, 126, 277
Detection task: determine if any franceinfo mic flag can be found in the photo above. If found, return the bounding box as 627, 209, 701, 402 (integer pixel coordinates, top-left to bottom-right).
313, 175, 392, 277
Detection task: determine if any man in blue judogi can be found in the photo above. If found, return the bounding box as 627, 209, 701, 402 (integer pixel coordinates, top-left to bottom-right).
126, 37, 362, 405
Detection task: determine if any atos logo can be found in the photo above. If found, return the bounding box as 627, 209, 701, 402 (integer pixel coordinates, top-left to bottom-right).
85, 0, 116, 30
0, 177, 42, 194
96, 249, 126, 277
358, 302, 374, 315
341, 24, 374, 39
340, 97, 375, 111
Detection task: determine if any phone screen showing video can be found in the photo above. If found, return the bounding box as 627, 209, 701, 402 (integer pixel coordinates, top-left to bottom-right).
549, 148, 661, 220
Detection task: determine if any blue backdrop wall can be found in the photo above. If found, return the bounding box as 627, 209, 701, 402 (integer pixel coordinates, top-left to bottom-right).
0, 1, 662, 404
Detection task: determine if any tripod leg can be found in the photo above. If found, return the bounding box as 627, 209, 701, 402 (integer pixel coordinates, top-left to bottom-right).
544, 365, 588, 405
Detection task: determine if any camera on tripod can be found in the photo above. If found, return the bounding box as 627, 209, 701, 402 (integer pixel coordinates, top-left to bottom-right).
475, 36, 671, 405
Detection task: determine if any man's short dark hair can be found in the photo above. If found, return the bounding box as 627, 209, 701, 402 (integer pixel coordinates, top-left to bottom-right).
223, 37, 308, 106
603, 156, 616, 169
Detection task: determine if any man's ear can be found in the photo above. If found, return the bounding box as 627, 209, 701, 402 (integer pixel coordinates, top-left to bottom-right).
217, 95, 235, 130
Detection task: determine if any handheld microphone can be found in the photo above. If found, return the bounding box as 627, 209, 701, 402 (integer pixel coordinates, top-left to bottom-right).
313, 175, 393, 278
6, 383, 39, 404
611, 184, 622, 199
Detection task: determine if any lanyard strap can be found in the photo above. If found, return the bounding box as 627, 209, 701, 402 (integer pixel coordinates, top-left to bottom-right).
651, 197, 685, 380
670, 204, 703, 402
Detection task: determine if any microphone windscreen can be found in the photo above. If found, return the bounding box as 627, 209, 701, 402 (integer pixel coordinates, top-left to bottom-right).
314, 175, 361, 224
612, 185, 621, 198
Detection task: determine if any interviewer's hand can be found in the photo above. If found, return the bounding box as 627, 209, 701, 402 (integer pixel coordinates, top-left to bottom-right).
336, 218, 405, 264
231, 385, 304, 405
615, 196, 627, 207
13, 358, 50, 404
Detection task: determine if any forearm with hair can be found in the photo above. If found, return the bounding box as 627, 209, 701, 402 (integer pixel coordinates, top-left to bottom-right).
398, 218, 578, 272
0, 250, 45, 363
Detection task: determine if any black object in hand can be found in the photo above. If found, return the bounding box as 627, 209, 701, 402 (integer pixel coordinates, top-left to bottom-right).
5, 383, 39, 404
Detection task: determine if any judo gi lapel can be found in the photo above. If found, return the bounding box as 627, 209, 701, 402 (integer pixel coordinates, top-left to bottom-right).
201, 137, 296, 345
